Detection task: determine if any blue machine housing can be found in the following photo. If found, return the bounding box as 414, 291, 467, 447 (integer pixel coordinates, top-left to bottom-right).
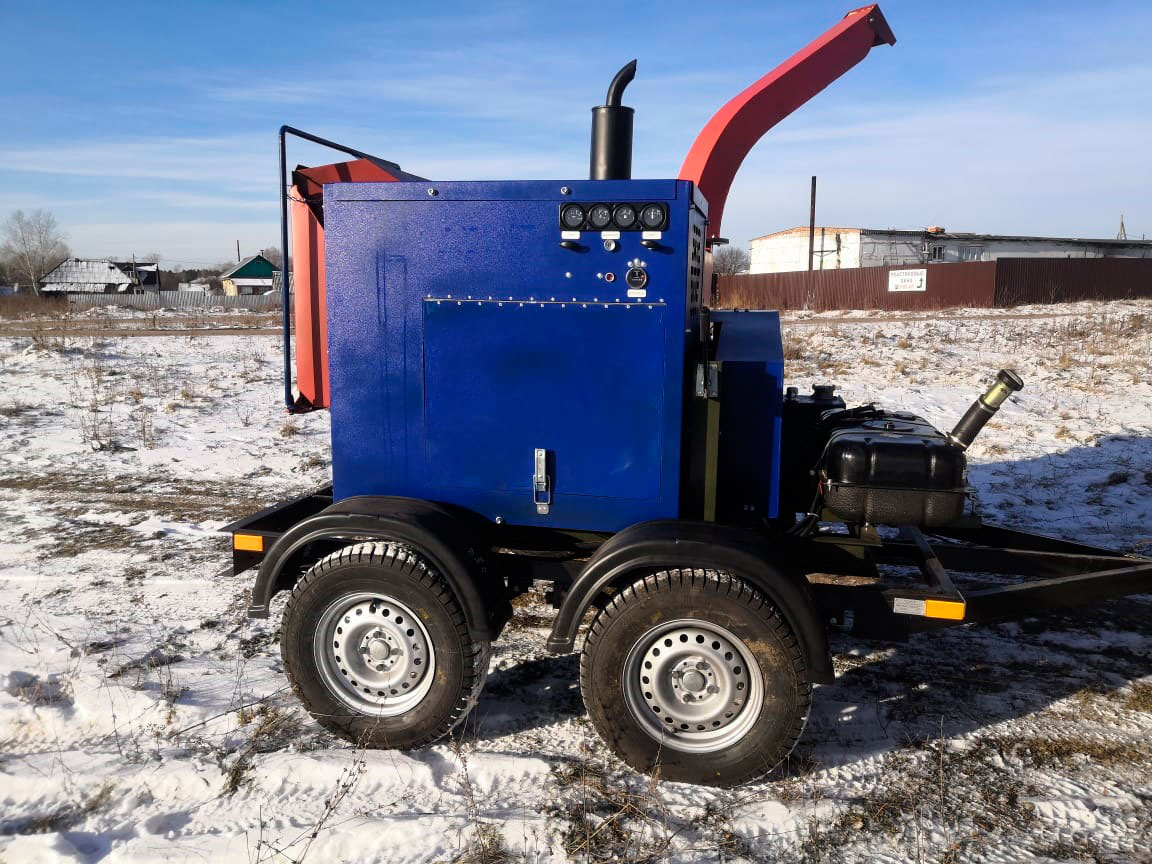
711, 309, 784, 522
322, 178, 779, 532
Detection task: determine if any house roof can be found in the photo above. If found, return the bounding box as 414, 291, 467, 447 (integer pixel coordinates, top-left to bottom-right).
752, 226, 1152, 246
750, 226, 860, 242
39, 257, 159, 291
221, 254, 278, 280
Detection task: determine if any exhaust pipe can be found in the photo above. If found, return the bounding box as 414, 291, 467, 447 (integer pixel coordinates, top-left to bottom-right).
590, 60, 637, 180
949, 369, 1024, 450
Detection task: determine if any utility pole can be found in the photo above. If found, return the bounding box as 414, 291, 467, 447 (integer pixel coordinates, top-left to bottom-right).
236, 240, 242, 262
808, 175, 817, 271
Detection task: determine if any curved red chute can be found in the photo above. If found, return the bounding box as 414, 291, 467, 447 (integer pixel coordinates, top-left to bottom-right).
678, 5, 895, 240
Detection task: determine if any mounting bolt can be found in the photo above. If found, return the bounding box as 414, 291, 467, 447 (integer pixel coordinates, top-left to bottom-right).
560, 186, 571, 195
427, 188, 439, 196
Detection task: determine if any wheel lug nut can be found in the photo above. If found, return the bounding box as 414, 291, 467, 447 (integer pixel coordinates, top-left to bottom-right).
707, 685, 719, 694
695, 662, 707, 671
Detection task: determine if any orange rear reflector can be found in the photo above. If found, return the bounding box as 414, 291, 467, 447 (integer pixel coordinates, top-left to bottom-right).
924, 599, 965, 620
233, 533, 264, 552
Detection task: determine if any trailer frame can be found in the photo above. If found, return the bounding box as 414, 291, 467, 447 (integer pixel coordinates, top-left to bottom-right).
224, 490, 1152, 655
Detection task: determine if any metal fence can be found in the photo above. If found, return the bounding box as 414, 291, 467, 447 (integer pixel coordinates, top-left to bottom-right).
67, 292, 284, 311
717, 258, 1152, 311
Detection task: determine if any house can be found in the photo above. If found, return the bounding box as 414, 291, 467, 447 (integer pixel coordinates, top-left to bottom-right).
220, 254, 279, 296
748, 227, 1152, 274
38, 258, 160, 294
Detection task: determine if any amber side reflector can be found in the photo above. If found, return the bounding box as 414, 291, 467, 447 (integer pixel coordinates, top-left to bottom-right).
923, 599, 965, 621
233, 533, 264, 552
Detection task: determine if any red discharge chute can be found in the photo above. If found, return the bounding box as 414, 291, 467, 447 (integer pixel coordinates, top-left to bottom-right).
678, 4, 895, 241
290, 159, 404, 410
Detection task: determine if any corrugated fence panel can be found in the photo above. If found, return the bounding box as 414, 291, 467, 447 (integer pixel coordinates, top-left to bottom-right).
67, 292, 284, 311
718, 262, 996, 311
994, 258, 1152, 306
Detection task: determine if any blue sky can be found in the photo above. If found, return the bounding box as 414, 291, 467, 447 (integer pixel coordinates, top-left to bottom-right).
1, 0, 1149, 267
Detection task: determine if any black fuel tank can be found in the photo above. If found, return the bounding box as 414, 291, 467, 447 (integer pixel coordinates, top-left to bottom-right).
819, 410, 968, 526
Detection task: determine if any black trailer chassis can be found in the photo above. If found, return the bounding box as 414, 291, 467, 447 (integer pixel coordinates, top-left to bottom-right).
223, 486, 1152, 657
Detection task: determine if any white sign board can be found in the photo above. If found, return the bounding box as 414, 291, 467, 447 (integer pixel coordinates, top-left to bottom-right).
887, 268, 927, 293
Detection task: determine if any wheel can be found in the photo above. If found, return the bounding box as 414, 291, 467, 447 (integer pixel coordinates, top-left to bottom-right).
280, 541, 489, 749
580, 569, 811, 786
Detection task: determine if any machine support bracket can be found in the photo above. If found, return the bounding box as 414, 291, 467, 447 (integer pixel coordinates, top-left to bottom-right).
695, 362, 721, 398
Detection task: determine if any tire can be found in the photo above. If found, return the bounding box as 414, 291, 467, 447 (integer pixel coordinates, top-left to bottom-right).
580, 569, 811, 786
281, 541, 489, 749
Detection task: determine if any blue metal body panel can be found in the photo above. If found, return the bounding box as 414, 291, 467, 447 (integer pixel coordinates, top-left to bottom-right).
711, 310, 784, 521
322, 179, 705, 531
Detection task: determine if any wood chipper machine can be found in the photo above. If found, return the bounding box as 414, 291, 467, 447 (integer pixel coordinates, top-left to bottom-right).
223, 5, 1152, 786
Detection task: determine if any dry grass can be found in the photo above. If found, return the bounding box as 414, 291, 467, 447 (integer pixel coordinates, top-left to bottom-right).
279, 419, 300, 438
1122, 682, 1152, 713
0, 294, 70, 320
0, 781, 116, 835
454, 824, 516, 864
1009, 735, 1148, 768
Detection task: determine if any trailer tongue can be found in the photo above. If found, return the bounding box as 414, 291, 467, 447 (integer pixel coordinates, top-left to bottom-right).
222, 5, 1152, 787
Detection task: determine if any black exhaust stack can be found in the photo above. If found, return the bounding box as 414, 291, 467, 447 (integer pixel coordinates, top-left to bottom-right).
590, 60, 637, 180
949, 369, 1024, 450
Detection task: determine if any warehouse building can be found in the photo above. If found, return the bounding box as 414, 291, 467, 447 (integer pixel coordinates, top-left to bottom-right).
748, 226, 1152, 274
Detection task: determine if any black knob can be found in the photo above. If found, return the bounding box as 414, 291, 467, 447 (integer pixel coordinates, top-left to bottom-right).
641, 239, 663, 250
560, 240, 582, 251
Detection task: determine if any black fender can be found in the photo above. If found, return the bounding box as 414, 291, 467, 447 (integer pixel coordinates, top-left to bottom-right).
545, 520, 834, 684
247, 496, 509, 641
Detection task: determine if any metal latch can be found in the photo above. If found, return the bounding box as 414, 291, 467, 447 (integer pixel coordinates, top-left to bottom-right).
533, 448, 551, 515
695, 362, 720, 398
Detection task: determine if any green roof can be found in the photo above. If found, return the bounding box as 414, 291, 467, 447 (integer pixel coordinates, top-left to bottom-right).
221, 254, 278, 279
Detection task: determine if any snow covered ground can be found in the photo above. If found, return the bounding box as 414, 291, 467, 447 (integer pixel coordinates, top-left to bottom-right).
0, 300, 1149, 863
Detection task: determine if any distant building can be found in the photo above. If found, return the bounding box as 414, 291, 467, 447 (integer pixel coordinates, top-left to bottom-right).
220, 254, 279, 295
748, 227, 1152, 274
177, 279, 216, 293
38, 258, 160, 294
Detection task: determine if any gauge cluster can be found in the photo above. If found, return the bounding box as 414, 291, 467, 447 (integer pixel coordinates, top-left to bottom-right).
558, 202, 667, 232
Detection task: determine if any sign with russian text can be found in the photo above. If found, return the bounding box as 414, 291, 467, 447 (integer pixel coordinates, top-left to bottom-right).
887, 269, 927, 292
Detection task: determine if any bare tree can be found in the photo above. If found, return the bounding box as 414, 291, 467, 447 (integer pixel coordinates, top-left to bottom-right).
1, 210, 70, 295
261, 246, 283, 268
712, 245, 751, 276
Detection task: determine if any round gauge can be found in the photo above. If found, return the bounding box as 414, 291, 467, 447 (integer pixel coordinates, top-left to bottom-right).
640, 203, 666, 230
613, 203, 638, 229
560, 204, 586, 229
626, 267, 648, 290
588, 203, 612, 229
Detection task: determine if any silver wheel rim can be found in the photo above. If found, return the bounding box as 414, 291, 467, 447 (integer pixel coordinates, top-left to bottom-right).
622, 619, 764, 754
314, 592, 436, 715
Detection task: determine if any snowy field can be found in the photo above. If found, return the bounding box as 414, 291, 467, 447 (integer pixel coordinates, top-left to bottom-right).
1, 300, 1150, 863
